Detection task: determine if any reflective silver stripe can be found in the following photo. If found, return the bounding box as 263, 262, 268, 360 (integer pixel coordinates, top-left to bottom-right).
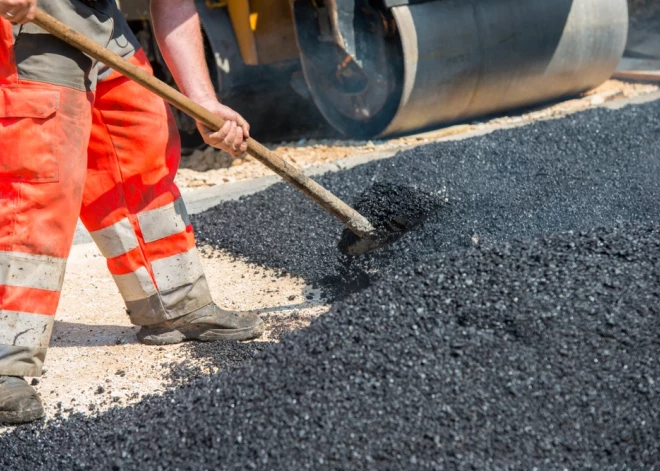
138, 198, 191, 244
0, 310, 54, 348
112, 266, 158, 302
111, 249, 205, 303
0, 251, 66, 291
89, 218, 140, 259
151, 248, 204, 292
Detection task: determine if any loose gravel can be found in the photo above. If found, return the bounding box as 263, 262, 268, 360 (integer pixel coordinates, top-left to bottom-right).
2, 101, 660, 469
338, 181, 447, 256
2, 223, 660, 469
193, 100, 660, 297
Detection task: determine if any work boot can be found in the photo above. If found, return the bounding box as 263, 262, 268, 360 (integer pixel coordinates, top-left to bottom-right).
137, 303, 265, 345
0, 376, 45, 425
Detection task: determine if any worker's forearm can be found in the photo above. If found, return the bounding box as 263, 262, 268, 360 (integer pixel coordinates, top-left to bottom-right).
150, 0, 216, 103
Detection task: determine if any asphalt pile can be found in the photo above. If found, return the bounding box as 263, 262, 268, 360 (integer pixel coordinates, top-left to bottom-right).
194, 101, 660, 297
2, 101, 660, 469
338, 181, 446, 256
3, 223, 660, 469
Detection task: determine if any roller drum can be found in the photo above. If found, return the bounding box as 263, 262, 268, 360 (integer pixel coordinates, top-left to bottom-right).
382, 0, 628, 136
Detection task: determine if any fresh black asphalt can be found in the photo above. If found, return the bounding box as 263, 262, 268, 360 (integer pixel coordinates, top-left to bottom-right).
2, 100, 660, 469
195, 100, 660, 297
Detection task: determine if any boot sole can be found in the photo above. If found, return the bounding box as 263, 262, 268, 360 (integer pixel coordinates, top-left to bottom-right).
0, 405, 44, 425
137, 323, 265, 346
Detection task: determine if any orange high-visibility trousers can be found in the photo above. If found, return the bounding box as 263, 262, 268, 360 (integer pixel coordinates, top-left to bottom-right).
0, 1, 213, 377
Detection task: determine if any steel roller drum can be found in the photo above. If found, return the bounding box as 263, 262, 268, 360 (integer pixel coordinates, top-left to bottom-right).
380, 0, 628, 136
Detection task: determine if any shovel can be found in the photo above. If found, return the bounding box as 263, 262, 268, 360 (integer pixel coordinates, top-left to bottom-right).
32, 8, 377, 242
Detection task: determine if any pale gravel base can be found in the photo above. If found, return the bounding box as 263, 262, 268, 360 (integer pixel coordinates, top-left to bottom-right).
0, 242, 328, 434
175, 80, 659, 189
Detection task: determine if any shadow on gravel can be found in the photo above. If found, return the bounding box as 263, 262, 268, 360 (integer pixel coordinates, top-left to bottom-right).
165, 341, 272, 388
193, 101, 660, 299
50, 322, 138, 347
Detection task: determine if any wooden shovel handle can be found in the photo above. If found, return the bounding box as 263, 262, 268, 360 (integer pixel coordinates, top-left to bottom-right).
32, 8, 376, 238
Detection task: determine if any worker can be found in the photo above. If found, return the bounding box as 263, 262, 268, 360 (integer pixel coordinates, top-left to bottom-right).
0, 0, 264, 424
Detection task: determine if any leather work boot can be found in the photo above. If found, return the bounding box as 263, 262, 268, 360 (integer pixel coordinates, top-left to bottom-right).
137, 303, 265, 345
0, 376, 45, 425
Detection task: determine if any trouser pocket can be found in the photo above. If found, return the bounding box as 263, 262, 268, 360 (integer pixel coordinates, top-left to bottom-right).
0, 86, 61, 182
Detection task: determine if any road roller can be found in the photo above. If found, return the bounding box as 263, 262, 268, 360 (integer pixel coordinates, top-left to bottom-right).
118, 0, 629, 139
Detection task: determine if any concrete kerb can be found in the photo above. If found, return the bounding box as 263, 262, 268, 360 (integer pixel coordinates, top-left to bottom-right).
72, 89, 660, 246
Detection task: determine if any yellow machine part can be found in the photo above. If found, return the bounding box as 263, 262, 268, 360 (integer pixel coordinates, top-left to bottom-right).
207, 0, 299, 66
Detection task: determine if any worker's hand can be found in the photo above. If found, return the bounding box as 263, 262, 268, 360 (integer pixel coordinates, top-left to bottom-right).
195, 100, 250, 157
0, 0, 36, 24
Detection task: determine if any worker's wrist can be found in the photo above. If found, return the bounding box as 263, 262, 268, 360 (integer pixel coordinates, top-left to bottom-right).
186, 91, 218, 105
